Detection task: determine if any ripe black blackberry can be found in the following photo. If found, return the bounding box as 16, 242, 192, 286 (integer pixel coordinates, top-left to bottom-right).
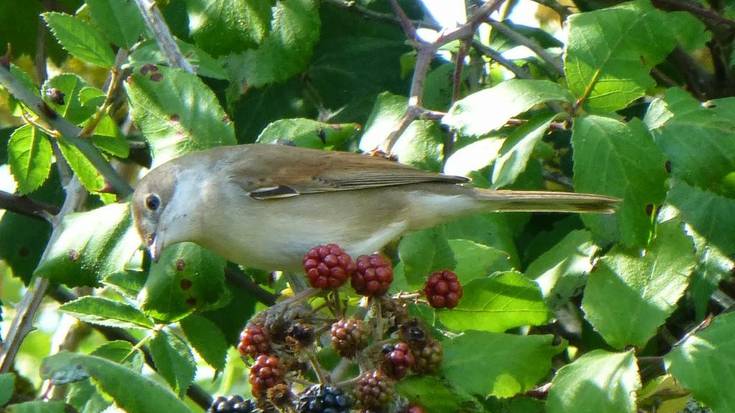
381, 342, 415, 379
208, 395, 259, 413
330, 318, 369, 357
296, 385, 351, 413
238, 322, 271, 358
355, 370, 394, 409
303, 244, 356, 289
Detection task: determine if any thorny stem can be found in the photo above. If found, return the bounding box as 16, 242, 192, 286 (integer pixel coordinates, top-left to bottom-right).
132, 0, 194, 73
485, 18, 564, 75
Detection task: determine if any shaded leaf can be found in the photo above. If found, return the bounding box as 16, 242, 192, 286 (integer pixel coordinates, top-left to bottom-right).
257, 118, 360, 149
128, 39, 228, 80
0, 373, 15, 406
150, 330, 196, 397
180, 314, 228, 371
396, 376, 483, 412
7, 401, 66, 413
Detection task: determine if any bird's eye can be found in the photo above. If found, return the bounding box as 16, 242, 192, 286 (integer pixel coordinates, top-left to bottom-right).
145, 193, 161, 211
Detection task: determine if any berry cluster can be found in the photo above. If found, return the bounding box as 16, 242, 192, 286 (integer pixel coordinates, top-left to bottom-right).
234, 243, 461, 412
208, 395, 258, 413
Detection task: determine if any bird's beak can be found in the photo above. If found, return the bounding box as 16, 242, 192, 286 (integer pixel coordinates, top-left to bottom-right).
147, 231, 164, 263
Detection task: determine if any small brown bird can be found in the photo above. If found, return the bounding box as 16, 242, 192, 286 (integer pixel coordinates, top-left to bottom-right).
131, 144, 617, 271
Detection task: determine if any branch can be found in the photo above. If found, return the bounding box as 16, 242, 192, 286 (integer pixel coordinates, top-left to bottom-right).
0, 65, 133, 196
530, 0, 572, 20
132, 0, 194, 73
485, 18, 564, 75
323, 0, 441, 31
224, 266, 278, 306
0, 190, 59, 221
472, 40, 530, 78
652, 0, 735, 29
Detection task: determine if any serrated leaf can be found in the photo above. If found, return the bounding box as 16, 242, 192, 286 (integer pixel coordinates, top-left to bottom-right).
42, 74, 96, 124
7, 401, 66, 413
442, 331, 562, 398
59, 296, 153, 329
257, 118, 360, 149
442, 79, 572, 137
572, 115, 667, 247
0, 373, 15, 406
185, 0, 273, 56
85, 0, 146, 48
564, 0, 693, 112
42, 12, 114, 68
449, 239, 512, 284
526, 230, 598, 309
225, 0, 320, 87
492, 112, 557, 188
128, 39, 228, 80
89, 115, 130, 158
180, 314, 228, 371
8, 125, 52, 194
547, 350, 640, 413
582, 219, 696, 349
150, 330, 196, 397
645, 88, 735, 192
438, 271, 550, 332
57, 139, 106, 193
665, 312, 735, 413
396, 376, 483, 412
41, 352, 190, 413
35, 203, 140, 287
139, 243, 227, 322
91, 340, 144, 370
125, 65, 236, 166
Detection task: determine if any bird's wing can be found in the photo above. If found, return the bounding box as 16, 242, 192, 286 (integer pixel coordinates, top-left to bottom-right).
225, 144, 468, 200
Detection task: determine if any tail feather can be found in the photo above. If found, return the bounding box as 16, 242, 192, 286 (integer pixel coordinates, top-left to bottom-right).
473, 189, 619, 214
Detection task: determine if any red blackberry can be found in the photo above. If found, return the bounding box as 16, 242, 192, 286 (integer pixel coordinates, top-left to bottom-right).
296, 385, 352, 413
208, 395, 258, 412
355, 370, 394, 409
352, 253, 394, 296
303, 244, 356, 289
238, 322, 270, 358
381, 342, 415, 379
423, 270, 463, 309
249, 355, 285, 398
330, 318, 369, 357
412, 339, 443, 374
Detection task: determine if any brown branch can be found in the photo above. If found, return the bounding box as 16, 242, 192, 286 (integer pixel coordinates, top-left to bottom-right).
486, 18, 564, 75
132, 0, 194, 73
323, 0, 441, 31
0, 190, 59, 221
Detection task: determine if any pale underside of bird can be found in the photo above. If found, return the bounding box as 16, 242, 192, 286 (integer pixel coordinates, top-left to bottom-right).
131, 144, 618, 272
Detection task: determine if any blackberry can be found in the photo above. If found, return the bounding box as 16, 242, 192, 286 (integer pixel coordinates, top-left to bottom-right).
208, 395, 259, 412
238, 322, 271, 358
423, 270, 463, 309
399, 319, 429, 348
355, 370, 394, 409
249, 355, 286, 398
352, 254, 393, 296
412, 339, 443, 374
303, 244, 356, 289
381, 342, 415, 379
296, 385, 351, 413
286, 322, 315, 349
330, 318, 369, 358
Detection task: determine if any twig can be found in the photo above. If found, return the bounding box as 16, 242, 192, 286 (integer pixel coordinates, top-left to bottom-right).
0, 190, 59, 221
0, 65, 133, 196
652, 0, 735, 29
224, 267, 278, 306
78, 50, 128, 138
324, 0, 441, 31
132, 0, 194, 73
530, 0, 572, 20
486, 18, 564, 75
471, 40, 530, 78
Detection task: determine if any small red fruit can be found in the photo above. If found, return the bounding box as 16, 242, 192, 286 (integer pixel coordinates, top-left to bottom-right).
381, 342, 415, 379
423, 270, 463, 309
352, 253, 394, 296
330, 318, 369, 357
355, 370, 394, 409
249, 354, 285, 398
238, 322, 270, 358
303, 244, 356, 289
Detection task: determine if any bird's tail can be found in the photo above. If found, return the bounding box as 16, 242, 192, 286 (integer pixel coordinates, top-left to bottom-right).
472, 188, 619, 214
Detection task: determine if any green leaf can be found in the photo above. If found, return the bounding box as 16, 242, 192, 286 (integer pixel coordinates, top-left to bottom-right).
396, 227, 455, 290
257, 118, 360, 149
35, 203, 140, 287
89, 115, 130, 158
359, 92, 407, 151
665, 311, 735, 413
526, 230, 598, 309
225, 0, 320, 87
572, 115, 667, 247
59, 296, 153, 329
42, 12, 115, 68
442, 331, 562, 398
56, 139, 106, 193
438, 271, 550, 332
547, 350, 640, 413
396, 376, 483, 412
149, 330, 196, 397
41, 352, 190, 413
180, 314, 228, 371
139, 242, 227, 322
442, 79, 572, 137
42, 74, 96, 124
7, 401, 66, 413
128, 39, 229, 80
564, 0, 690, 112
688, 229, 735, 320
645, 88, 735, 192
184, 0, 273, 55
85, 0, 146, 48
104, 270, 147, 298
444, 137, 504, 177
492, 113, 556, 189
0, 373, 15, 406
582, 219, 696, 349
125, 65, 236, 166
92, 340, 144, 369
449, 239, 512, 284
8, 125, 52, 194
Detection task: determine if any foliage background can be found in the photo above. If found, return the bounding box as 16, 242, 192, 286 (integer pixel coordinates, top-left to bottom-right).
0, 0, 734, 412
